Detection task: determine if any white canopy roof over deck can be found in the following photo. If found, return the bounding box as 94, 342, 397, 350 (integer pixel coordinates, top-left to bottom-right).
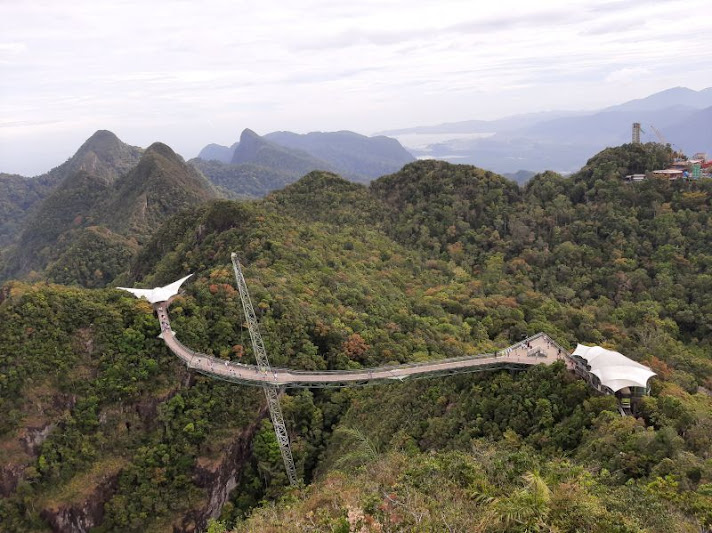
571, 344, 656, 392
118, 274, 193, 304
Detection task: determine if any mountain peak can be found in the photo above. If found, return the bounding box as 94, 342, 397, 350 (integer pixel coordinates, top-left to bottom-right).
74, 130, 126, 162
104, 142, 216, 239
231, 129, 273, 164
262, 130, 414, 182
240, 128, 260, 140
80, 129, 122, 150
234, 128, 264, 157
197, 143, 236, 163
604, 86, 712, 113
144, 141, 180, 160
64, 130, 142, 185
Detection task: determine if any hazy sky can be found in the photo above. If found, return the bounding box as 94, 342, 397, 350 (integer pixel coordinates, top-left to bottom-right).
1, 0, 711, 175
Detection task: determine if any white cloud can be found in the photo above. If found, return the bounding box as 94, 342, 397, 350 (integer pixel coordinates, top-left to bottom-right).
604, 67, 651, 84
0, 42, 27, 54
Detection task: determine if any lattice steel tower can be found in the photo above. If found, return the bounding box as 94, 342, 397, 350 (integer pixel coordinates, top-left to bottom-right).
632, 122, 641, 144
231, 253, 298, 486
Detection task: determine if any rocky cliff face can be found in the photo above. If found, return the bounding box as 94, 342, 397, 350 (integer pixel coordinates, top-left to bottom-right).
0, 422, 56, 497
0, 392, 76, 497
174, 408, 267, 533
0, 463, 27, 497
40, 472, 120, 533
34, 387, 186, 532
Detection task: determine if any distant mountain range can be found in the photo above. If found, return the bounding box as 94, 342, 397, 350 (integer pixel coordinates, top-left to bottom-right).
0, 127, 413, 285
0, 131, 217, 286
603, 86, 712, 112
263, 130, 414, 179
380, 86, 712, 174
0, 86, 708, 280
194, 128, 414, 196
664, 106, 712, 156
0, 131, 143, 248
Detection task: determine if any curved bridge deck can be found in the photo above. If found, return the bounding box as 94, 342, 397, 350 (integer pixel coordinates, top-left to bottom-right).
156, 305, 571, 388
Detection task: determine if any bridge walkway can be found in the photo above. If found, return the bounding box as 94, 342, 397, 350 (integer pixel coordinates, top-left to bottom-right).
155, 304, 571, 389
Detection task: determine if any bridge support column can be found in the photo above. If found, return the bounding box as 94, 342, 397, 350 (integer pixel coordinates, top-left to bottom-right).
232, 252, 298, 486
263, 384, 298, 485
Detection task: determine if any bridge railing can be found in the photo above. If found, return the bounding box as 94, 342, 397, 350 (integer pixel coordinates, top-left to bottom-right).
529, 332, 570, 359
284, 351, 499, 377
166, 329, 568, 379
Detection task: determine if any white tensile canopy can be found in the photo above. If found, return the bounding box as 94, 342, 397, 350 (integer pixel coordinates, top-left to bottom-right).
571, 344, 656, 392
117, 274, 193, 304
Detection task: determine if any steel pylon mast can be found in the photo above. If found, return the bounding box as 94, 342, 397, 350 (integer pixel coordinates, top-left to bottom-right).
230, 253, 298, 486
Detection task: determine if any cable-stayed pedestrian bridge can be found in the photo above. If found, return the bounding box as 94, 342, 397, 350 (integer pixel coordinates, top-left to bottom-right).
121, 271, 649, 485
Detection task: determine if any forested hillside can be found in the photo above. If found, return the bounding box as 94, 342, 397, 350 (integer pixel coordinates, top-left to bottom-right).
1, 135, 217, 288
188, 160, 296, 199
1, 142, 712, 532
0, 173, 58, 249
0, 131, 142, 257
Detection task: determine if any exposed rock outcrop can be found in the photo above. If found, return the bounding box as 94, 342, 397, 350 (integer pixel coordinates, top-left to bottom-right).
40, 472, 120, 533
0, 463, 27, 497
20, 422, 56, 455
174, 408, 267, 533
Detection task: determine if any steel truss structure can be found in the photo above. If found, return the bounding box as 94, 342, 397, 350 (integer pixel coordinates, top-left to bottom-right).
231, 253, 298, 486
